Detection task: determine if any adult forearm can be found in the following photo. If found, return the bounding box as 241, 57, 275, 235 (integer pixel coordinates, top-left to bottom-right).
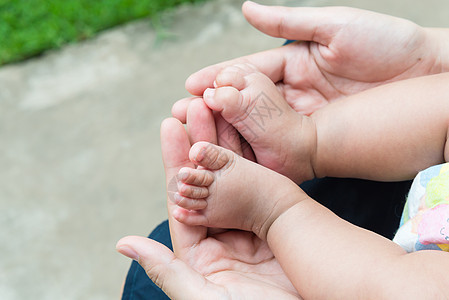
311, 72, 449, 181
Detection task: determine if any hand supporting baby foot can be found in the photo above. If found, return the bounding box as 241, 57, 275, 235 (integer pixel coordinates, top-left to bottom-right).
172, 141, 306, 240
203, 63, 317, 184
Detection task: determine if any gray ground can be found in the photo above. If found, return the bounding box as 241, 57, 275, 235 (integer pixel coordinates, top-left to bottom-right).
1, 0, 448, 299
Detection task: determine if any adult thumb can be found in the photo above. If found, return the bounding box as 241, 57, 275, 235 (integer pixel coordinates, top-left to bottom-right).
117, 236, 217, 300
242, 1, 350, 45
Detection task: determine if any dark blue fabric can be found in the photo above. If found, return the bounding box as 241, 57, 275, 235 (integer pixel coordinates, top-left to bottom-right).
284, 39, 296, 45
121, 178, 412, 299
121, 220, 172, 300
301, 178, 411, 240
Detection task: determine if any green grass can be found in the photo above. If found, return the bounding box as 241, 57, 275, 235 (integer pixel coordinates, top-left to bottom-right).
0, 0, 206, 65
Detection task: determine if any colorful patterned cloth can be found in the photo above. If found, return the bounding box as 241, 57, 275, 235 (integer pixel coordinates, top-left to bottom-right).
393, 163, 449, 252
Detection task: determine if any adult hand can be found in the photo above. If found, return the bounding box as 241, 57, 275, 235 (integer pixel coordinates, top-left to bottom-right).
174, 2, 446, 117
117, 99, 298, 299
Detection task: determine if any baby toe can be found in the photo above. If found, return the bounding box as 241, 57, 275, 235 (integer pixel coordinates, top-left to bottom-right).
215, 65, 247, 90
178, 168, 214, 187
173, 193, 207, 210
173, 207, 207, 226
177, 182, 210, 198
189, 142, 234, 171
204, 86, 246, 118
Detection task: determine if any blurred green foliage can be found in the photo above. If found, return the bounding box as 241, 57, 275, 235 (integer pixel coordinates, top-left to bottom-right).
0, 0, 206, 65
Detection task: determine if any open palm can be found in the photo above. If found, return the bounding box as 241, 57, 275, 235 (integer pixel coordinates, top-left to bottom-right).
182, 4, 441, 115
118, 224, 299, 299
176, 229, 299, 299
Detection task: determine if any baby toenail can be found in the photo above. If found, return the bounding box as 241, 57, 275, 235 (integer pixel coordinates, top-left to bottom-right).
204, 88, 216, 99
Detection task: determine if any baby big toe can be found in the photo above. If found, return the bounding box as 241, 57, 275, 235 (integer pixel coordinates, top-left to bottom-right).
205, 86, 247, 120
189, 142, 232, 171
215, 65, 247, 90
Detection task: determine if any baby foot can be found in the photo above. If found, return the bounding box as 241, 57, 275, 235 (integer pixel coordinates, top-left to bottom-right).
172, 142, 305, 240
203, 63, 317, 184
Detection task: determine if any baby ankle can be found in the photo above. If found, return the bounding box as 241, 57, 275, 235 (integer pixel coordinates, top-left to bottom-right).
256, 182, 307, 240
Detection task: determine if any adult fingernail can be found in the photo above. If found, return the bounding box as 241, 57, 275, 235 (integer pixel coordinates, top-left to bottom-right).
117, 245, 139, 261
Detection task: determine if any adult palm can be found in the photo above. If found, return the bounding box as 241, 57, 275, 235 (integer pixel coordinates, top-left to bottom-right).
118, 229, 299, 299
117, 101, 299, 299
180, 3, 443, 115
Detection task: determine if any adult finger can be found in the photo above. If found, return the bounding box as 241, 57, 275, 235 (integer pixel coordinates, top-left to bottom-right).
161, 118, 207, 257
117, 236, 223, 300
215, 113, 243, 156
172, 97, 199, 124
185, 46, 288, 96
186, 98, 218, 145
243, 1, 354, 44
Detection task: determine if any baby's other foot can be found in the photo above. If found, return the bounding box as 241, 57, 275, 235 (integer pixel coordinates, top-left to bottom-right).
172, 142, 304, 240
203, 63, 316, 184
